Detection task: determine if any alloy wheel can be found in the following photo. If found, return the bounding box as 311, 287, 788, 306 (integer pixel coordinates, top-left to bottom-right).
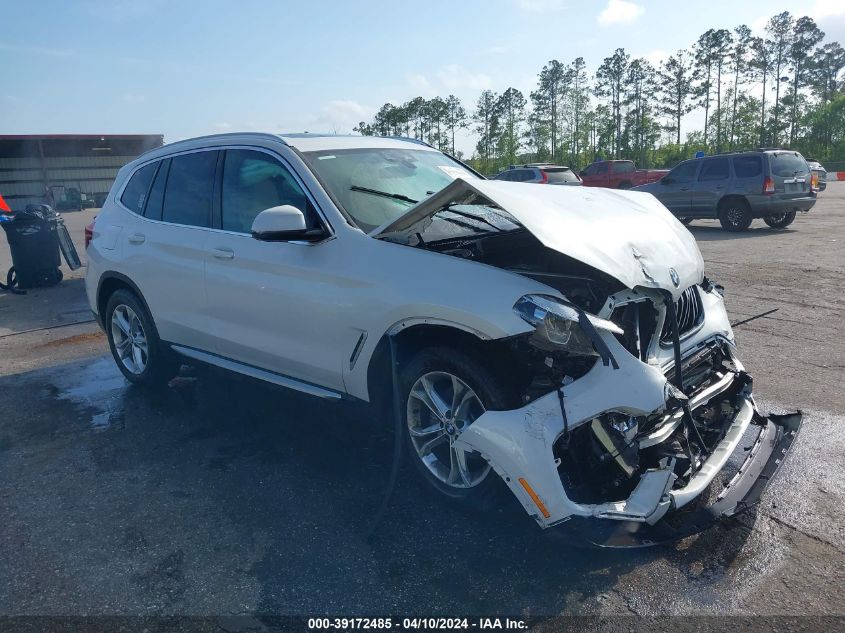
406, 371, 489, 489
110, 304, 148, 375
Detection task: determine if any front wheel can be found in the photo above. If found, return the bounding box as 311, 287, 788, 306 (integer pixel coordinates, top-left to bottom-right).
763, 210, 796, 229
400, 347, 513, 507
105, 289, 177, 386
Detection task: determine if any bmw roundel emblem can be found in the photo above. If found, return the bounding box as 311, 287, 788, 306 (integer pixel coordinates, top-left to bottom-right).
669, 268, 680, 288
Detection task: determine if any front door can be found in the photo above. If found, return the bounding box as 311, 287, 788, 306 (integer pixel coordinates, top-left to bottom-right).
690, 157, 731, 217
654, 160, 699, 215
202, 148, 348, 392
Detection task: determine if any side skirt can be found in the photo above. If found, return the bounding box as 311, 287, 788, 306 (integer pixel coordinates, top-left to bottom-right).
168, 344, 344, 401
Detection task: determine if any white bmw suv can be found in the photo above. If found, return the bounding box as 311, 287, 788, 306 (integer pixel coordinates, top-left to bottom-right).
86, 133, 800, 545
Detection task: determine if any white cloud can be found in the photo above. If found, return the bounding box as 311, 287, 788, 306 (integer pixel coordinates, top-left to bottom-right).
407, 65, 492, 97
813, 0, 845, 19
514, 0, 565, 12
310, 100, 374, 133
641, 50, 669, 67
597, 0, 644, 26
436, 65, 493, 91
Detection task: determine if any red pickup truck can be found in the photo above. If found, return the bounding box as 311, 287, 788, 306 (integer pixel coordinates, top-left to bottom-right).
579, 160, 668, 189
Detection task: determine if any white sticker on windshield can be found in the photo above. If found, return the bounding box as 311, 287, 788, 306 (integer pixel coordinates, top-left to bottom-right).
437, 165, 471, 179
317, 155, 336, 160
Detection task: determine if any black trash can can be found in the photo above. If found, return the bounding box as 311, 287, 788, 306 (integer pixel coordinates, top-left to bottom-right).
1, 204, 63, 289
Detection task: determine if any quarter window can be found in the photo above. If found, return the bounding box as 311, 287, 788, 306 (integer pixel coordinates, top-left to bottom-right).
120, 163, 157, 214
698, 158, 730, 181
161, 151, 217, 227
221, 150, 311, 234
732, 155, 763, 178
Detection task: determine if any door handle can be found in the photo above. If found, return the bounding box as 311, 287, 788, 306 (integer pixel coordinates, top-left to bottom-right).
211, 247, 234, 260
128, 233, 145, 244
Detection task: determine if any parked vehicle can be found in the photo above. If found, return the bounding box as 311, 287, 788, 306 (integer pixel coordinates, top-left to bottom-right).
578, 160, 668, 189
85, 133, 801, 545
806, 159, 827, 192
493, 164, 581, 185
634, 150, 817, 231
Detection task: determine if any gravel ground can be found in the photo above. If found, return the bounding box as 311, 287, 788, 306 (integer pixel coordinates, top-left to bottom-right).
0, 187, 842, 620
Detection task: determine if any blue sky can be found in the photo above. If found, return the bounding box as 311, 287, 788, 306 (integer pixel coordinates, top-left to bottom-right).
1, 0, 843, 155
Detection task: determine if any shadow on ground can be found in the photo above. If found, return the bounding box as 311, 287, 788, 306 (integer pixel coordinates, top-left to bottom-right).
0, 356, 757, 615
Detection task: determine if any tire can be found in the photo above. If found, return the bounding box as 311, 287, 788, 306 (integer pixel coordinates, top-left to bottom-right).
399, 346, 514, 508
618, 181, 632, 189
763, 210, 796, 229
105, 288, 177, 386
718, 199, 753, 231
680, 218, 693, 225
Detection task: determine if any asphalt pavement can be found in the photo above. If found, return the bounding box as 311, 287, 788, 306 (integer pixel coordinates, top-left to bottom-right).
0, 189, 843, 619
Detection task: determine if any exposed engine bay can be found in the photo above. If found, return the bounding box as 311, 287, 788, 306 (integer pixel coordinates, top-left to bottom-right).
378, 179, 802, 545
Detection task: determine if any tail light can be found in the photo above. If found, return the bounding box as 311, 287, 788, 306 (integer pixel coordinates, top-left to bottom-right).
84, 217, 96, 249
539, 170, 548, 184
763, 176, 775, 194
811, 172, 819, 190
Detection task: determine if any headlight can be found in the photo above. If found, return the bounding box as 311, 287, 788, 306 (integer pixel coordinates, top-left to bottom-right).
513, 294, 622, 357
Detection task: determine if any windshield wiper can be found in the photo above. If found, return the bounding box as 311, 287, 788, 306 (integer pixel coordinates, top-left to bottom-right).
350, 185, 418, 205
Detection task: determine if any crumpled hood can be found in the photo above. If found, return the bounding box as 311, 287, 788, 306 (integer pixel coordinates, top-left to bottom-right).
375, 178, 704, 300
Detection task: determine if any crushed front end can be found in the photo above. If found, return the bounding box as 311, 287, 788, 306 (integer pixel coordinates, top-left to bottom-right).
455, 280, 802, 546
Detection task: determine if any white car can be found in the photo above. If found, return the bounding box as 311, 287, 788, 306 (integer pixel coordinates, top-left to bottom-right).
86, 133, 801, 545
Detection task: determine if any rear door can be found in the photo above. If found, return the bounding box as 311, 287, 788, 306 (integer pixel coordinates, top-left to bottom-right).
126, 149, 218, 350
690, 157, 731, 217
730, 154, 764, 199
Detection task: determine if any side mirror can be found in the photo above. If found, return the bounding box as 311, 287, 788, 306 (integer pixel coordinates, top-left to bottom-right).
661, 177, 674, 185
251, 205, 324, 242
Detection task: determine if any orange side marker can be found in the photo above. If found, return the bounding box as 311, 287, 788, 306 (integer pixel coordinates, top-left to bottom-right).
518, 478, 551, 518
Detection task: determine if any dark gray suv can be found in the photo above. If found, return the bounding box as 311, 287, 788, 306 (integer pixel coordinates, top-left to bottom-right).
634, 150, 817, 231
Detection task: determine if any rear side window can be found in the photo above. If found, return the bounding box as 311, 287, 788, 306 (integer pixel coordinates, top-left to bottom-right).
770, 152, 809, 177
161, 151, 218, 227
699, 158, 730, 181
120, 163, 157, 214
732, 155, 762, 178
544, 168, 579, 183
221, 149, 311, 233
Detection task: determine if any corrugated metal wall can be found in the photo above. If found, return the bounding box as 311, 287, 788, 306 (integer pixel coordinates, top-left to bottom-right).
0, 136, 163, 211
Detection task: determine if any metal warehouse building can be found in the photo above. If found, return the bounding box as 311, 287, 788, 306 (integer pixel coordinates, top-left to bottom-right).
0, 134, 163, 211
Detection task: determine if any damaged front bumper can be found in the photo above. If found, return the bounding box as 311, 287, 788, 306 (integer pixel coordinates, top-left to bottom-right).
454, 299, 803, 546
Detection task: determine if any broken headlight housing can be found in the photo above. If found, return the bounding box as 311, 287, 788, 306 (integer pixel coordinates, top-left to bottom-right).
514, 295, 622, 357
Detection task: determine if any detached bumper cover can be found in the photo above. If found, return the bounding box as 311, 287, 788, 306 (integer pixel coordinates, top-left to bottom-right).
568, 411, 802, 547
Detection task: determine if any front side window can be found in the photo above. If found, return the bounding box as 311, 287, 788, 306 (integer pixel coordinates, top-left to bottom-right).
302, 148, 477, 232
120, 162, 157, 214
667, 160, 699, 183
595, 162, 609, 174
161, 151, 217, 227
222, 150, 312, 233
698, 158, 730, 181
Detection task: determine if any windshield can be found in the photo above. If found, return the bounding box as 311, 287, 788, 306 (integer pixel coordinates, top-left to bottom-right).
302, 147, 478, 232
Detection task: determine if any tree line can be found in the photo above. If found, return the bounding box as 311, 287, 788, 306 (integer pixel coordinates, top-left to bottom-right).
354, 10, 845, 174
